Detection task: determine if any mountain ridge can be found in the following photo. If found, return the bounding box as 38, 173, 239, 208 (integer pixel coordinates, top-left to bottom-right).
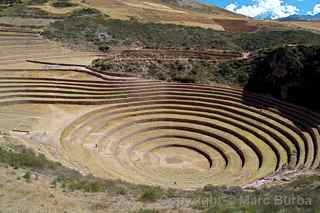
277, 13, 320, 21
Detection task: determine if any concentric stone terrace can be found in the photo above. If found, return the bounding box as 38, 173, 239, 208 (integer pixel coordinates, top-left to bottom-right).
0, 28, 98, 69
0, 68, 319, 188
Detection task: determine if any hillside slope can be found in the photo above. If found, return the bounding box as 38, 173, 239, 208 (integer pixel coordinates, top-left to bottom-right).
84, 0, 320, 32
76, 0, 245, 30
32, 0, 281, 31
0, 0, 312, 32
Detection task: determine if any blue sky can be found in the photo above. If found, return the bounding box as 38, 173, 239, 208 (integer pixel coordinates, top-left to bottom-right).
201, 0, 320, 19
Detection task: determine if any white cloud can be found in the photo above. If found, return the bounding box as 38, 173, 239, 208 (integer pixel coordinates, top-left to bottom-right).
307, 3, 320, 15
225, 3, 238, 12
225, 0, 299, 19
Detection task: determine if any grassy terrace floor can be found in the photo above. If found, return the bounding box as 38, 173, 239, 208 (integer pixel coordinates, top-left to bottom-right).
0, 22, 320, 211
0, 67, 319, 190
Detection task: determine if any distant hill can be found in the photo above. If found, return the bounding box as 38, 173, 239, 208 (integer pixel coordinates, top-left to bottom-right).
101, 0, 245, 18
159, 0, 242, 16
277, 13, 320, 21
79, 0, 247, 30
61, 0, 303, 32
1, 0, 318, 32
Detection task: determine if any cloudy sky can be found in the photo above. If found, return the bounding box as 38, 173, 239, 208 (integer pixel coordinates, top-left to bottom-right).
201, 0, 320, 19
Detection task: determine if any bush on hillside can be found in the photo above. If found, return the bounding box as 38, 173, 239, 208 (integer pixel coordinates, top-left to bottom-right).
91, 58, 216, 83
231, 31, 320, 51
52, 1, 76, 8
26, 0, 48, 5
0, 4, 62, 18
43, 12, 320, 52
244, 45, 320, 110
0, 0, 21, 5
69, 8, 105, 17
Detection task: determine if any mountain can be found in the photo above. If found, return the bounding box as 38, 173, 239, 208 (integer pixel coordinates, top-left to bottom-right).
79, 0, 248, 30
73, 0, 302, 32
83, 0, 320, 32
277, 13, 320, 21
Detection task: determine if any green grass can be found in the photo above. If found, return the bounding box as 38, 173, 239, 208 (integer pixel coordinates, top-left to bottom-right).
0, 144, 108, 192
0, 145, 61, 170
0, 4, 64, 18
138, 186, 163, 202
0, 144, 165, 195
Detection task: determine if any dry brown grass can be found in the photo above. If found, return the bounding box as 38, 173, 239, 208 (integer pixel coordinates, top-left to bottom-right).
13, 0, 314, 32
60, 0, 309, 32
73, 0, 249, 30
282, 21, 320, 32
0, 30, 98, 69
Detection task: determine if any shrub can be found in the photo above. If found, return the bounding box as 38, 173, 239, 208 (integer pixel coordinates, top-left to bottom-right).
52, 1, 77, 8
43, 13, 320, 52
23, 171, 32, 182
0, 146, 58, 170
134, 209, 159, 213
244, 45, 320, 111
0, 0, 21, 5
0, 5, 62, 18
26, 0, 48, 5
67, 179, 106, 192
69, 8, 105, 17
139, 186, 163, 202
98, 43, 110, 52
213, 59, 251, 86
91, 58, 215, 84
